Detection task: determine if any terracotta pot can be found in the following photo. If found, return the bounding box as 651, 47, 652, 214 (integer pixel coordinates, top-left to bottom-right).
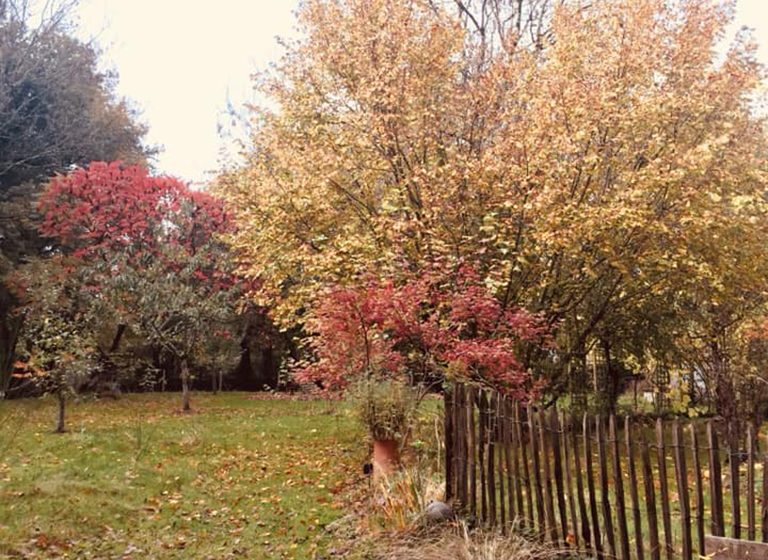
372, 439, 400, 480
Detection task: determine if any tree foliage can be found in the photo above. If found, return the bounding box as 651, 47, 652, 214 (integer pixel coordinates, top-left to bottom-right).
296, 265, 549, 399
0, 0, 151, 397
39, 162, 230, 260
11, 255, 98, 430
0, 0, 148, 190
32, 162, 242, 409
219, 0, 768, 407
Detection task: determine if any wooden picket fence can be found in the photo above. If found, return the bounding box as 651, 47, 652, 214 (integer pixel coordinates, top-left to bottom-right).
444, 383, 768, 559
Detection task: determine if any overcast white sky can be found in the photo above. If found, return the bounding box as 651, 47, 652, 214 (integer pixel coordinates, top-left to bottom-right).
74, 0, 299, 186
73, 0, 768, 187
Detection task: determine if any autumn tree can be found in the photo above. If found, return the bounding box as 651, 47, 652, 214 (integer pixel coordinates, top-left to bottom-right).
219, 0, 768, 411
0, 1, 148, 189
11, 255, 98, 431
37, 162, 242, 410
107, 244, 242, 410
296, 265, 548, 400
0, 0, 150, 397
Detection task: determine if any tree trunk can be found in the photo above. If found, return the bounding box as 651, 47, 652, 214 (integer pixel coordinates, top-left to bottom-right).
568, 347, 589, 412
181, 359, 191, 412
0, 312, 23, 399
212, 369, 218, 394
109, 324, 127, 352
55, 390, 66, 433
604, 339, 619, 414
633, 377, 638, 412
593, 338, 619, 414
713, 352, 739, 448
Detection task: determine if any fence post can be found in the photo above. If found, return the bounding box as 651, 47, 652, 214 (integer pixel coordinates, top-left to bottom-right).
672, 420, 692, 560
625, 416, 644, 560
572, 413, 592, 550
747, 423, 756, 541
488, 393, 497, 527
503, 399, 515, 527
551, 409, 568, 542
727, 421, 741, 540
610, 414, 630, 560
584, 413, 603, 558
529, 404, 545, 534
641, 429, 661, 560
454, 384, 466, 510
596, 415, 616, 558
763, 431, 768, 542
444, 387, 454, 502
689, 422, 705, 556
562, 411, 580, 548
468, 386, 477, 519
539, 409, 557, 542
479, 391, 488, 523
516, 403, 533, 529
656, 418, 673, 560
708, 420, 725, 537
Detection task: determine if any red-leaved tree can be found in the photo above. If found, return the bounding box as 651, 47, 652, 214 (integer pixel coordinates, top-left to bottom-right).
35, 161, 242, 410
38, 161, 231, 261
295, 266, 549, 401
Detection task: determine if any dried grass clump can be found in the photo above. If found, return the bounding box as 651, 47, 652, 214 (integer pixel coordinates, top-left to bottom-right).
367, 468, 444, 531
373, 521, 565, 560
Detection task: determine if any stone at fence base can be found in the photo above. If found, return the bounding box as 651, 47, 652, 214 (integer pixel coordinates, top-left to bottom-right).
424, 500, 454, 523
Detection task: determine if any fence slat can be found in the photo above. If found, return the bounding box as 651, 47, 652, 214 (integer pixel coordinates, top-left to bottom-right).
596, 415, 616, 558
539, 409, 558, 542
503, 400, 515, 526
495, 396, 505, 529
584, 413, 603, 558
510, 401, 524, 524
479, 392, 488, 523
610, 415, 630, 560
454, 384, 465, 509
625, 417, 644, 560
529, 405, 545, 533
572, 414, 592, 550
763, 431, 768, 543
562, 412, 580, 549
488, 394, 497, 527
672, 420, 692, 560
461, 385, 470, 510
445, 389, 454, 502
468, 387, 477, 519
551, 409, 568, 542
517, 403, 534, 529
728, 422, 741, 540
708, 420, 725, 537
747, 423, 756, 541
656, 418, 674, 560
689, 423, 705, 556
641, 430, 661, 560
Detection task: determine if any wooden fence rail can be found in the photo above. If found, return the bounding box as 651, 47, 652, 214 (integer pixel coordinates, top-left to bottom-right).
444, 383, 768, 559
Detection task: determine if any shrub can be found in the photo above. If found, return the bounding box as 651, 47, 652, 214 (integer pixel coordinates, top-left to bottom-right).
349, 378, 418, 441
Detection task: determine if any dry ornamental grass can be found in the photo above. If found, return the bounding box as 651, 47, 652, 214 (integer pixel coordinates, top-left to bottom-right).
371, 522, 566, 560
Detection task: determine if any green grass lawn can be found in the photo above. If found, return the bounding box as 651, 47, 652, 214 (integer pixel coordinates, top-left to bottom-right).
0, 392, 365, 559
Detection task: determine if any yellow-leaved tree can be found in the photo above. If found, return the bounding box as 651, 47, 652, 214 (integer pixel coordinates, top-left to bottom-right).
218, 0, 768, 414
